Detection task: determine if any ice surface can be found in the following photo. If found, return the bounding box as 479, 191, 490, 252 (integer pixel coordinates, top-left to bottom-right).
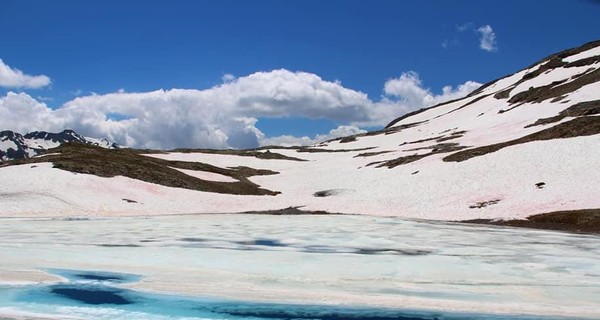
0, 215, 599, 319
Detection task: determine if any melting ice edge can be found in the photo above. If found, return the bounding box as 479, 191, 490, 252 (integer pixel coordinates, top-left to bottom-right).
0, 268, 586, 320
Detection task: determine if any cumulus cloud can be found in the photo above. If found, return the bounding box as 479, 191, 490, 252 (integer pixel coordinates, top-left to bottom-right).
383, 72, 482, 106
356, 71, 482, 127
0, 69, 480, 149
258, 135, 314, 147
477, 25, 497, 52
260, 125, 367, 147
0, 92, 63, 133
0, 59, 51, 89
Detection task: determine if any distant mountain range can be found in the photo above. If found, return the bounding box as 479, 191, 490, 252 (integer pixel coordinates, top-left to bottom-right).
0, 129, 118, 161
0, 40, 598, 230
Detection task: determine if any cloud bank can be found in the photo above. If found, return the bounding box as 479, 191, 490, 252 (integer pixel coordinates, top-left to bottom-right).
0, 69, 480, 149
0, 59, 51, 89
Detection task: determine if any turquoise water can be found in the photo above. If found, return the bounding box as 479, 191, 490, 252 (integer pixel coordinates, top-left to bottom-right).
0, 269, 586, 320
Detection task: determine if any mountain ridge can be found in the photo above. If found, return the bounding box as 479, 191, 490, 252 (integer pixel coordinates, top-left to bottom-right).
0, 129, 119, 161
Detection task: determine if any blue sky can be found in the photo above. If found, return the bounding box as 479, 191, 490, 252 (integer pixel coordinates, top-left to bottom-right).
0, 0, 599, 148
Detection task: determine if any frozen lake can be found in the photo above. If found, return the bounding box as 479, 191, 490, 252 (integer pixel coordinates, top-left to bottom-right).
0, 214, 599, 319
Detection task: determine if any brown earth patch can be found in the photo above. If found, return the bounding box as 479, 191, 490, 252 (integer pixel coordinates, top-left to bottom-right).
403, 142, 467, 153
401, 136, 445, 145
463, 209, 600, 234
492, 41, 599, 102
469, 199, 501, 209
401, 130, 466, 146
525, 100, 600, 127
339, 136, 357, 143
564, 55, 600, 68
520, 40, 600, 73
522, 57, 567, 81
377, 143, 467, 168
353, 150, 394, 158
297, 147, 375, 153
506, 68, 600, 106
493, 87, 513, 99
443, 116, 600, 162
375, 154, 427, 168
240, 206, 337, 215
5, 143, 280, 196
168, 148, 307, 162
436, 135, 464, 143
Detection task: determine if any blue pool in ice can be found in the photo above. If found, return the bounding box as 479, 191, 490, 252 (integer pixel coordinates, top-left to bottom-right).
0, 268, 584, 320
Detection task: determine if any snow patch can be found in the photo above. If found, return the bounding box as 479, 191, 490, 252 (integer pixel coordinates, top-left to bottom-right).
170, 167, 238, 183
563, 46, 600, 63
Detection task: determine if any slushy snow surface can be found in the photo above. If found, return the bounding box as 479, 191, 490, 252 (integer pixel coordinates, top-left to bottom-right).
0, 214, 598, 319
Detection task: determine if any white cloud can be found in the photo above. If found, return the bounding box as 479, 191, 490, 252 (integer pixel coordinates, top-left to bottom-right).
369, 72, 481, 127
259, 135, 314, 147
454, 23, 498, 52
260, 125, 367, 147
0, 92, 62, 133
222, 73, 235, 83
477, 25, 497, 52
0, 59, 51, 89
0, 69, 480, 149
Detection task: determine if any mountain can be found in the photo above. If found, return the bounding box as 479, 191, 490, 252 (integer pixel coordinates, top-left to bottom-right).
0, 129, 118, 161
0, 40, 599, 229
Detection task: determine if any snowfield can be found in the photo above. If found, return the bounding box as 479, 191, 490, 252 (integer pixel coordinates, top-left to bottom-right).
0, 41, 599, 222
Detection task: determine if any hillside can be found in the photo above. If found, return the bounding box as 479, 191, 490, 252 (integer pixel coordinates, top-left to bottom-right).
1, 40, 599, 226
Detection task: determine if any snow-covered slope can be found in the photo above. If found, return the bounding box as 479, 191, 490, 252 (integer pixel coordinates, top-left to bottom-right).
0, 129, 118, 161
1, 41, 599, 221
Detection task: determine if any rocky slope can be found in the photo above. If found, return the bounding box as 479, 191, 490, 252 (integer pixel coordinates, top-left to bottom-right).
0, 129, 118, 161
0, 40, 599, 225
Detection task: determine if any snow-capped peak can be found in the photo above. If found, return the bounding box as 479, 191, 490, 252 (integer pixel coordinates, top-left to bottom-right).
0, 129, 118, 161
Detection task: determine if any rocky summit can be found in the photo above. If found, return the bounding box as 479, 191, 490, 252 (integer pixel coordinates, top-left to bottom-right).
0, 129, 118, 161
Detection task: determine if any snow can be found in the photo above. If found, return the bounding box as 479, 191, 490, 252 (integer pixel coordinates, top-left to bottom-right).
33, 153, 61, 158
170, 167, 238, 182
84, 136, 115, 148
1, 43, 600, 320
2, 127, 598, 221
510, 63, 600, 97
23, 138, 60, 150
563, 45, 600, 63
0, 44, 599, 222
0, 214, 599, 319
0, 139, 18, 151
